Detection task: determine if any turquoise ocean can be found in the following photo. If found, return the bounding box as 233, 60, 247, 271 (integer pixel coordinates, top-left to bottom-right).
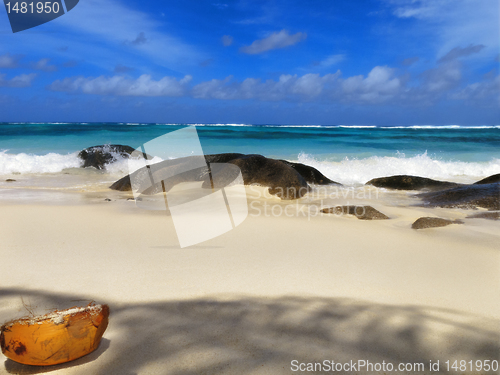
1, 123, 499, 187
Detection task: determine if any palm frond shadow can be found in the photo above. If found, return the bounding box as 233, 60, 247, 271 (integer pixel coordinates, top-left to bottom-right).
1, 288, 498, 375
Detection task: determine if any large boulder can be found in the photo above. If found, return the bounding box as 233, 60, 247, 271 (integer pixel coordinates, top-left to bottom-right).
417, 183, 500, 210
473, 173, 500, 185
218, 154, 311, 199
78, 144, 141, 169
366, 175, 459, 191
278, 160, 340, 185
204, 153, 245, 164
110, 154, 314, 200
205, 154, 340, 186
89, 147, 337, 198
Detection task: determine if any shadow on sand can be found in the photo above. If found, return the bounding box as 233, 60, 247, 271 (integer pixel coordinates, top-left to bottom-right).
1, 288, 498, 375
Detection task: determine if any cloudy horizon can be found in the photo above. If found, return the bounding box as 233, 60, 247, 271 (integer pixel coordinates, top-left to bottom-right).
0, 0, 498, 125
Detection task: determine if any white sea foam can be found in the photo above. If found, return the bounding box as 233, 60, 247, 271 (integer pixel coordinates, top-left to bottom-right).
153, 123, 500, 129
0, 148, 165, 176
105, 154, 164, 175
1, 149, 498, 187
382, 125, 500, 129
0, 151, 82, 175
338, 125, 377, 128
5, 123, 499, 129
297, 152, 500, 185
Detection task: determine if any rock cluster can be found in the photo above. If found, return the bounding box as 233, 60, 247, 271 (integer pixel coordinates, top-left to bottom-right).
107, 152, 340, 200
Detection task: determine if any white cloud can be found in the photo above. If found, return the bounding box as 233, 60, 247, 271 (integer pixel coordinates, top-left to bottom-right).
390, 0, 443, 19
32, 58, 58, 72
385, 1, 497, 104
240, 30, 306, 54
438, 44, 485, 63
191, 68, 400, 104
49, 68, 402, 104
192, 69, 406, 104
420, 61, 461, 92
387, 0, 498, 61
451, 75, 500, 106
0, 73, 36, 88
0, 0, 202, 76
221, 35, 234, 47
315, 54, 345, 68
191, 76, 236, 100
55, 0, 201, 68
127, 32, 148, 46
47, 64, 496, 106
192, 73, 340, 101
341, 66, 401, 103
48, 74, 192, 96
0, 53, 22, 68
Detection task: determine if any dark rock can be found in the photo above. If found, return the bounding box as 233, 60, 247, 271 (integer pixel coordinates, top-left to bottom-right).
109, 175, 133, 191
205, 154, 339, 187
109, 154, 243, 192
474, 173, 500, 185
366, 175, 459, 191
223, 154, 311, 199
104, 198, 112, 201
111, 158, 221, 195
110, 154, 312, 200
417, 183, 500, 210
411, 217, 463, 229
78, 144, 151, 170
5, 179, 16, 182
321, 205, 389, 220
278, 160, 341, 185
205, 153, 245, 164
466, 211, 500, 220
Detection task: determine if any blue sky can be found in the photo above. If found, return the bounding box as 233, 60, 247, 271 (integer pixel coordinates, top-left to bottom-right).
0, 0, 498, 125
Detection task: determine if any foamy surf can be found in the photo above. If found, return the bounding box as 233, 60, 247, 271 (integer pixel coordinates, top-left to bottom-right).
0, 151, 83, 175
0, 149, 163, 176
297, 152, 500, 185
1, 149, 498, 187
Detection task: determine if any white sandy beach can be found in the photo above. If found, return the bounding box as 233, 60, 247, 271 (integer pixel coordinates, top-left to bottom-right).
0, 187, 499, 374
1, 0, 499, 372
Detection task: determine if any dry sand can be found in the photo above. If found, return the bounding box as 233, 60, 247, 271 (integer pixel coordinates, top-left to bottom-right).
0, 187, 499, 374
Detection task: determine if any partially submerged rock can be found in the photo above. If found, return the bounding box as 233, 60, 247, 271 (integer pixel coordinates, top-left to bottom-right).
109, 153, 339, 200
110, 154, 315, 200
217, 154, 311, 199
366, 175, 458, 191
78, 144, 150, 169
321, 205, 389, 220
417, 183, 500, 210
278, 160, 341, 185
474, 173, 500, 185
412, 217, 464, 229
